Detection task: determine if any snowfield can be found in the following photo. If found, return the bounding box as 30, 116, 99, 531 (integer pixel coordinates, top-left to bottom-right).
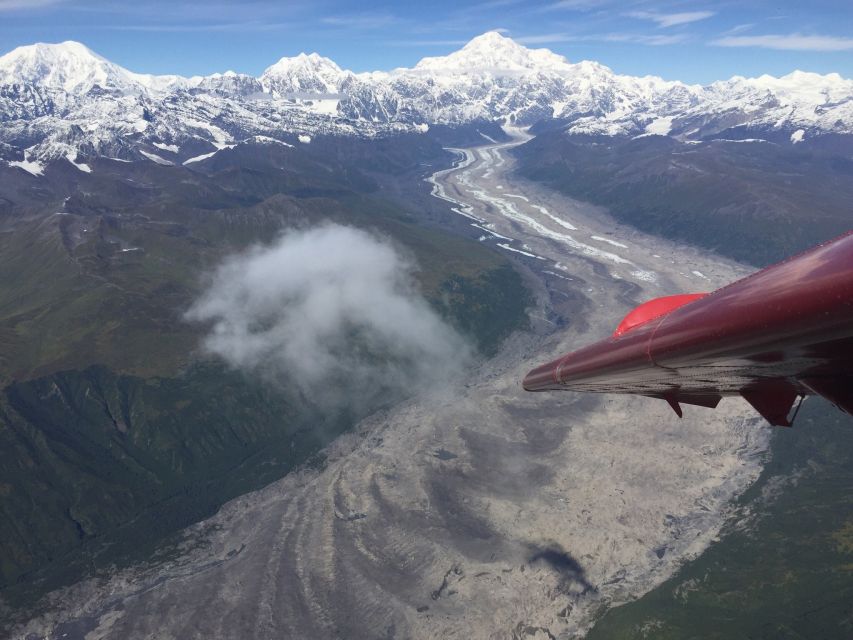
1, 32, 852, 168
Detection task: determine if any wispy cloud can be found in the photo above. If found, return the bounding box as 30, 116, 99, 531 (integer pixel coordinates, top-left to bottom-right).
104, 21, 290, 33
469, 0, 525, 9
722, 24, 754, 36
0, 0, 63, 10
627, 10, 715, 28
604, 32, 689, 45
322, 13, 399, 30
543, 0, 608, 10
514, 33, 576, 44
516, 31, 690, 46
387, 39, 470, 47
712, 33, 853, 51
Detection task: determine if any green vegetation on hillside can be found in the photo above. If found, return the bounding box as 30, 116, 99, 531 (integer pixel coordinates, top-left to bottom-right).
587, 400, 853, 640
0, 136, 532, 606
513, 134, 853, 267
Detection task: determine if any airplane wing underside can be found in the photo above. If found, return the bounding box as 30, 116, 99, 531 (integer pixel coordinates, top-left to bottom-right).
524, 232, 853, 427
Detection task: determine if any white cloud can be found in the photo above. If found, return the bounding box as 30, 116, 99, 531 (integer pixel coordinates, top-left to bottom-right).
627, 10, 715, 28
711, 33, 853, 51
187, 225, 471, 410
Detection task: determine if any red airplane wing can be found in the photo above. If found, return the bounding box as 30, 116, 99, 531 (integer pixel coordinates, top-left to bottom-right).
523, 231, 853, 426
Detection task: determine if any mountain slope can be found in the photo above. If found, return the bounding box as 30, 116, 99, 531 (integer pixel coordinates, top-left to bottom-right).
513, 132, 853, 267
0, 133, 532, 605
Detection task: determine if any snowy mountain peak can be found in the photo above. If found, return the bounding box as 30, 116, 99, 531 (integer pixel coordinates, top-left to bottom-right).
414, 30, 573, 75
265, 51, 342, 73
1, 32, 852, 170
261, 52, 345, 95
0, 40, 137, 93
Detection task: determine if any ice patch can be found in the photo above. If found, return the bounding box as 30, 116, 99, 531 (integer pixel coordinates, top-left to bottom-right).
183, 151, 218, 165
139, 150, 174, 165
9, 159, 45, 176
531, 203, 577, 230
791, 129, 805, 144
65, 153, 91, 173
153, 142, 180, 153
298, 134, 312, 144
308, 98, 339, 116
465, 187, 632, 267
644, 116, 673, 136
631, 270, 658, 282
425, 149, 485, 224
592, 235, 627, 249
471, 223, 513, 241
692, 270, 709, 280
249, 135, 294, 147
497, 243, 545, 259
714, 138, 772, 144
184, 118, 233, 149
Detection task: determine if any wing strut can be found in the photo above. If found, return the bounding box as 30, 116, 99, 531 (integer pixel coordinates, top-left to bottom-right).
801, 377, 853, 417
653, 392, 722, 419
664, 395, 682, 419
741, 381, 801, 427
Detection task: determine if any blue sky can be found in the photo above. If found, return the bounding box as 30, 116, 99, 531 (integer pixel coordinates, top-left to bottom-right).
0, 0, 851, 83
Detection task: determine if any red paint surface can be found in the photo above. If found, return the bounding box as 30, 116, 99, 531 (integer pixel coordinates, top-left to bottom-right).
612, 293, 707, 338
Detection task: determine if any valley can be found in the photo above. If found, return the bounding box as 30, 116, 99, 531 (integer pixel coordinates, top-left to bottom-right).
13, 131, 774, 639
1, 27, 851, 639
0, 129, 531, 610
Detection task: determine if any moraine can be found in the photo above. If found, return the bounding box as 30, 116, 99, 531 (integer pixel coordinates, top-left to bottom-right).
15, 129, 773, 639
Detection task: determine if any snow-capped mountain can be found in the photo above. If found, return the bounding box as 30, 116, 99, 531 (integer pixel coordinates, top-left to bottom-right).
262, 53, 348, 96
1, 31, 851, 173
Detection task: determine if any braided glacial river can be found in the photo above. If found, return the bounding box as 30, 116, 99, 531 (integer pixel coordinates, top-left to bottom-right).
20, 131, 771, 639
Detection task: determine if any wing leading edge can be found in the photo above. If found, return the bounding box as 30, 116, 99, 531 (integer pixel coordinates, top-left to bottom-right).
523, 231, 853, 427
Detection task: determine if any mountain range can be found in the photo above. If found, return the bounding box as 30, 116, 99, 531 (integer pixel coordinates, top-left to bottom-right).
1, 31, 852, 172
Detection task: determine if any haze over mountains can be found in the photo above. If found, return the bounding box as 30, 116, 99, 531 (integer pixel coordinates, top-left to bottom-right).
2, 31, 852, 173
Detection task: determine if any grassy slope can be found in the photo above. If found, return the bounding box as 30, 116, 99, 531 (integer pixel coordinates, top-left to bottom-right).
513, 134, 853, 267
0, 138, 532, 604
587, 400, 853, 640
